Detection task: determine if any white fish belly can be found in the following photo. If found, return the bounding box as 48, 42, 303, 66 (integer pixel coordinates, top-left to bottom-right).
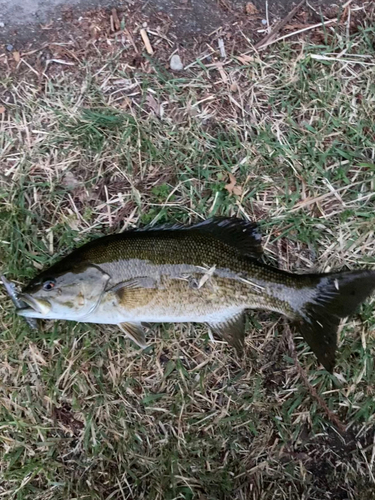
83, 301, 245, 325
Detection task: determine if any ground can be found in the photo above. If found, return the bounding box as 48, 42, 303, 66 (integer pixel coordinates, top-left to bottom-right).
1, 0, 342, 45
1, 1, 375, 499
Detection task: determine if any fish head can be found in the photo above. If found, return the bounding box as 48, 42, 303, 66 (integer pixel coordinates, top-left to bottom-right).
17, 263, 110, 321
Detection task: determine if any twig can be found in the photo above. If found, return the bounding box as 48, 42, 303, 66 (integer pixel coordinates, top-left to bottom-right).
285, 323, 346, 433
311, 54, 375, 66
125, 28, 138, 53
267, 19, 337, 47
218, 38, 226, 58
265, 0, 270, 34
20, 58, 40, 76
289, 179, 364, 212
255, 0, 306, 49
112, 8, 121, 31
140, 28, 153, 55
183, 51, 215, 70
46, 59, 75, 66
306, 0, 329, 19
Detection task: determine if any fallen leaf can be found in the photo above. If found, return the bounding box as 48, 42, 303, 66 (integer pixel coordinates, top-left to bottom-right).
285, 23, 314, 30
225, 173, 236, 193
13, 51, 20, 62
245, 2, 258, 15
0, 106, 5, 114
146, 94, 163, 118
225, 173, 243, 196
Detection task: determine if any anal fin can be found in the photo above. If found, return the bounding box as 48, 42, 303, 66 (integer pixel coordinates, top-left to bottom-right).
208, 313, 246, 354
118, 322, 147, 348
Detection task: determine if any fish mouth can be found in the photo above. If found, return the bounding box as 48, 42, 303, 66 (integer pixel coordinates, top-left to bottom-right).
17, 294, 51, 317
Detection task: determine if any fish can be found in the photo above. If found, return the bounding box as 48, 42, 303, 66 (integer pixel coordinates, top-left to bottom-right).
16, 217, 375, 372
1, 275, 38, 329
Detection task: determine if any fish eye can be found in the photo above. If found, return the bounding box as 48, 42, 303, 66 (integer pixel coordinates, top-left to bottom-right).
43, 278, 56, 291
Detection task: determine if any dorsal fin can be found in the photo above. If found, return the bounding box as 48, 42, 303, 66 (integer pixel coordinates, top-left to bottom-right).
135, 217, 262, 259
189, 217, 262, 258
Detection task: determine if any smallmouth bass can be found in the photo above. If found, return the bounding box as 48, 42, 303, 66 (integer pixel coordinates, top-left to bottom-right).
16, 217, 375, 371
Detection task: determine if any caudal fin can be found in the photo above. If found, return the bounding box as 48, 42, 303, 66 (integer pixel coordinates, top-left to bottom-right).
293, 270, 375, 372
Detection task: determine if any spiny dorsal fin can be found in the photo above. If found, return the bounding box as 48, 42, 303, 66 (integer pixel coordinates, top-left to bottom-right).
190, 218, 262, 258
138, 217, 262, 259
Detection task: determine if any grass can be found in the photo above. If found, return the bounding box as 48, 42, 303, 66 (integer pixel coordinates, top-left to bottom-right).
1, 9, 375, 500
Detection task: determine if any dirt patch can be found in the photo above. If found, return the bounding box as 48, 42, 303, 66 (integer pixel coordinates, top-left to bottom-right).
1, 0, 346, 48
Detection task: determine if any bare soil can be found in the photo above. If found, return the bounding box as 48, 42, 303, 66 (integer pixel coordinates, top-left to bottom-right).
0, 0, 345, 48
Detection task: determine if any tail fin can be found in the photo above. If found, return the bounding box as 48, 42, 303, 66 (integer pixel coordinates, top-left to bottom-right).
293, 270, 375, 372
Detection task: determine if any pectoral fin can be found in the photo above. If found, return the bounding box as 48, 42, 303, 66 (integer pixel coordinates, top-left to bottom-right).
208, 313, 246, 354
110, 277, 157, 293
118, 322, 147, 348
111, 277, 158, 309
